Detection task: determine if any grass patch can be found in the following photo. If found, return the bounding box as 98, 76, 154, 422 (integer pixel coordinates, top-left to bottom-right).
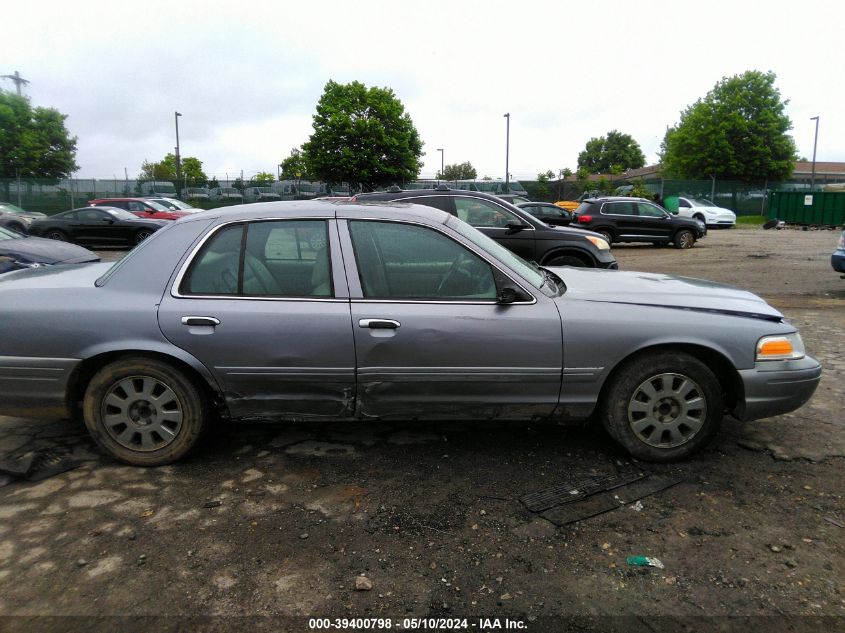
736, 215, 768, 226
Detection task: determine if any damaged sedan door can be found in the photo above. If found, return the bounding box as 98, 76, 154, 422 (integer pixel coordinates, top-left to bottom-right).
339, 218, 563, 420
158, 218, 356, 419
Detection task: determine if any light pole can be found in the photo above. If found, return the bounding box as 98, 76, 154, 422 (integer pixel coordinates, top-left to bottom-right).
810, 116, 820, 191
174, 112, 182, 193
503, 113, 510, 193
278, 163, 282, 181
437, 148, 444, 180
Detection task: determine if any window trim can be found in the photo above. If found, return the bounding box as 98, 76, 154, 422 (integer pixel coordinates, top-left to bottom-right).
341, 218, 537, 306
171, 218, 342, 302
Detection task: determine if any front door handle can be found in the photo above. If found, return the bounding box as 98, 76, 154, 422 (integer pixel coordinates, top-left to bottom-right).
181, 316, 220, 327
358, 318, 400, 329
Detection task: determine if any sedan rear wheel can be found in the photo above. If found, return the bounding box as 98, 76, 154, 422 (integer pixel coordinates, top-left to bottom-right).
674, 229, 695, 249
600, 352, 723, 462
83, 357, 208, 466
47, 230, 67, 241
134, 229, 153, 245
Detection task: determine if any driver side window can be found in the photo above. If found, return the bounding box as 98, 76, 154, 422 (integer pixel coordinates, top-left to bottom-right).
349, 221, 497, 301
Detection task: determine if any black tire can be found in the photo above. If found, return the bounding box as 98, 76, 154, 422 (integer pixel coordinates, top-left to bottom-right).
599, 352, 723, 462
47, 229, 67, 241
82, 356, 208, 466
674, 229, 695, 249
595, 229, 613, 244
134, 229, 153, 245
545, 254, 589, 268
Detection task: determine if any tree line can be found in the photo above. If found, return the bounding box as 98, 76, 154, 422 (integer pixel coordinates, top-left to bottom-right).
2, 69, 798, 190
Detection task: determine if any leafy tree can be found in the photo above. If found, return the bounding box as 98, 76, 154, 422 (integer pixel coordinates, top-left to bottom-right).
232, 177, 244, 191
0, 92, 78, 178
628, 179, 652, 199
280, 148, 310, 180
660, 70, 796, 182
577, 130, 645, 173
437, 161, 477, 181
574, 167, 591, 195
207, 177, 220, 189
303, 80, 423, 190
139, 153, 207, 186
250, 172, 275, 186
535, 170, 556, 197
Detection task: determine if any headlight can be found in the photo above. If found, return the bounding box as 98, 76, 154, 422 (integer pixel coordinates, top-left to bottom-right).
585, 236, 610, 250
756, 333, 805, 361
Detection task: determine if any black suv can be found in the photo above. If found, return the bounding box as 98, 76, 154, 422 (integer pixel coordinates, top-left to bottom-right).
353, 188, 618, 269
572, 197, 706, 249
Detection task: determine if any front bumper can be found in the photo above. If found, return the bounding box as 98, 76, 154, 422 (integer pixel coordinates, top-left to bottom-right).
733, 355, 821, 422
831, 250, 845, 273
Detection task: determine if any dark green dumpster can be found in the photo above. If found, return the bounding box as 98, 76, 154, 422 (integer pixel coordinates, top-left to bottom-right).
768, 191, 845, 226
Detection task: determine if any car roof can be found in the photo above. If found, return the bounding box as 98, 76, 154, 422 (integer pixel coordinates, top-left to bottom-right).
90, 197, 149, 202
357, 188, 510, 203
184, 199, 451, 226
582, 196, 653, 203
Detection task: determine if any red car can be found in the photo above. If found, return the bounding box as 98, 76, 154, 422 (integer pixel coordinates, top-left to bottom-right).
88, 198, 190, 221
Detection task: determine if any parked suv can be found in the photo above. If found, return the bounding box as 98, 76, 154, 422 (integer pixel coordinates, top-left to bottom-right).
353, 188, 617, 269
88, 198, 189, 221
572, 197, 706, 249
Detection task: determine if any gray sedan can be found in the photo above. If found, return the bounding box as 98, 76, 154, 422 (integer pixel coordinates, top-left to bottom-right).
0, 201, 821, 465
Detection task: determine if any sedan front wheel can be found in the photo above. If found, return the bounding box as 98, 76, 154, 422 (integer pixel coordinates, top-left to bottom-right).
600, 352, 723, 462
83, 357, 208, 466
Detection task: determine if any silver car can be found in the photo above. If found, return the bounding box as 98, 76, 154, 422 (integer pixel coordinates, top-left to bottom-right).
0, 201, 821, 466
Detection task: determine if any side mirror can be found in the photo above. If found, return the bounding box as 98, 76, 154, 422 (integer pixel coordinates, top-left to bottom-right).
497, 286, 522, 304
505, 221, 526, 233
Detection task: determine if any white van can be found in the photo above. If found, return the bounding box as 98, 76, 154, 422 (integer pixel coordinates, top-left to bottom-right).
244, 187, 281, 202
209, 187, 243, 201
140, 181, 179, 198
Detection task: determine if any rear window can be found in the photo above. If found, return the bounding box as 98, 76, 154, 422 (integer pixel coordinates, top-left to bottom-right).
574, 203, 593, 215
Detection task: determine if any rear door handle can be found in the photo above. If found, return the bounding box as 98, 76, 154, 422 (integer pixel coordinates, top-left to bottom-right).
181, 316, 220, 327
358, 318, 400, 329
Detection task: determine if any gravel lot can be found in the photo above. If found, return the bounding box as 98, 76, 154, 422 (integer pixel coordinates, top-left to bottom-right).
0, 226, 843, 631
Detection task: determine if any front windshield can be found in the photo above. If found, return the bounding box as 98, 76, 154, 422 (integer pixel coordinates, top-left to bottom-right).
447, 216, 545, 290
0, 204, 27, 215
145, 200, 171, 211
689, 198, 715, 207
0, 226, 23, 240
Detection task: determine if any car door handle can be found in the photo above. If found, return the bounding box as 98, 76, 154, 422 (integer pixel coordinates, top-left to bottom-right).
358, 318, 400, 329
181, 316, 220, 327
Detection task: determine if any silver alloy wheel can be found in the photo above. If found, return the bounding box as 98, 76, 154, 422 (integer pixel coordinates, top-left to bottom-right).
100, 375, 183, 451
678, 231, 694, 249
626, 372, 706, 448
47, 231, 65, 241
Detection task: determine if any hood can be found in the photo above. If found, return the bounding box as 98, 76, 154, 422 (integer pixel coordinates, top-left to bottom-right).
552, 267, 783, 320
0, 235, 100, 265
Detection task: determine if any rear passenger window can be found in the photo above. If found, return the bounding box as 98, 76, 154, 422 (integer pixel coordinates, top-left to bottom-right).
180, 221, 332, 298
604, 202, 635, 215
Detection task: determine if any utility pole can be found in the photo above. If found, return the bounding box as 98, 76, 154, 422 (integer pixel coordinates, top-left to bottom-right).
1, 71, 29, 96
437, 148, 444, 180
810, 116, 820, 190
174, 112, 182, 194
503, 113, 510, 193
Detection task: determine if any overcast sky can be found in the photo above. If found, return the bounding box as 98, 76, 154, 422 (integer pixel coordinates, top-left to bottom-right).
4, 0, 843, 181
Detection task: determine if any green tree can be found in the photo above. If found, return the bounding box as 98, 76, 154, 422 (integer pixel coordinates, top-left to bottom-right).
577, 130, 645, 173
303, 80, 423, 190
207, 177, 220, 189
250, 172, 275, 186
0, 92, 78, 178
535, 170, 556, 197
280, 148, 310, 180
660, 70, 796, 182
139, 153, 207, 186
437, 161, 477, 181
574, 167, 591, 195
